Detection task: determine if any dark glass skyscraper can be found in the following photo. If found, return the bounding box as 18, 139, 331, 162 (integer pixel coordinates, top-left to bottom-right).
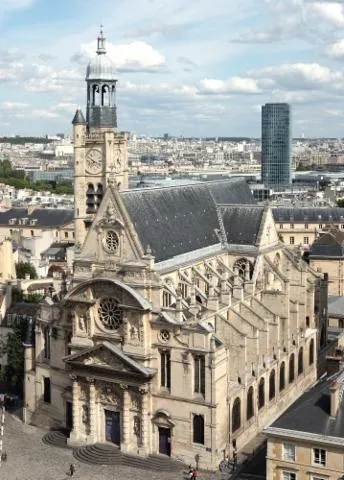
261, 103, 291, 186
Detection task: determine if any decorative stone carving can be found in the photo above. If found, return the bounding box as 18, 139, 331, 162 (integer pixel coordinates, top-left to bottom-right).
97, 383, 121, 407
79, 315, 86, 332
105, 204, 117, 224
82, 404, 89, 424
130, 391, 141, 411
83, 350, 126, 371
79, 384, 87, 401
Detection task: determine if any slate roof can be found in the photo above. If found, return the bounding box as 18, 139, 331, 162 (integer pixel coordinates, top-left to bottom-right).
0, 208, 73, 228
309, 229, 344, 258
270, 374, 344, 438
328, 296, 344, 318
121, 178, 256, 263
72, 108, 86, 125
273, 207, 344, 223
221, 206, 264, 245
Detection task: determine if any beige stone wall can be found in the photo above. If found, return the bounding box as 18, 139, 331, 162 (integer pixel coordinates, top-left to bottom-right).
309, 257, 344, 296
267, 436, 344, 480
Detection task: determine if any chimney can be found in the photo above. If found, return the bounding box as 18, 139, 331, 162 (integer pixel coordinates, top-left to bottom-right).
330, 380, 340, 417
327, 348, 344, 375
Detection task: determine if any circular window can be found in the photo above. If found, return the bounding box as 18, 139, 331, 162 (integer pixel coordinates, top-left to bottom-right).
98, 298, 123, 330
159, 330, 170, 342
104, 230, 119, 253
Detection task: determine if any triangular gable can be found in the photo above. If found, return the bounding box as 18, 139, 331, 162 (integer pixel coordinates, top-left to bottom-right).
64, 341, 155, 378
77, 186, 144, 264
256, 207, 279, 248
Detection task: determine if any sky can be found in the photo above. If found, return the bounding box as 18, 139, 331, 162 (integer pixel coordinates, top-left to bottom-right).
2, 0, 344, 137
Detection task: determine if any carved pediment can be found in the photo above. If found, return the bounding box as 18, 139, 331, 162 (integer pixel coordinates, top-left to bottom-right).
65, 341, 156, 379
83, 350, 128, 372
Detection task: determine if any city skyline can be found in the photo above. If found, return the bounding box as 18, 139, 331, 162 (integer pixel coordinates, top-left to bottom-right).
2, 0, 344, 137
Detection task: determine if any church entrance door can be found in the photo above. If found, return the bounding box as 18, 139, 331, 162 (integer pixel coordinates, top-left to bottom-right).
158, 427, 171, 456
105, 410, 121, 445
66, 401, 73, 430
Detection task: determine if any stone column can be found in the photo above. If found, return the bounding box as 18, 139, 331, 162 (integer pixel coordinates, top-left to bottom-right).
121, 384, 130, 451
87, 377, 96, 443
68, 374, 80, 445
140, 386, 149, 454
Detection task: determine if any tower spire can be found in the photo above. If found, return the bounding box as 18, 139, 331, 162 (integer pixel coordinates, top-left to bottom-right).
97, 25, 106, 55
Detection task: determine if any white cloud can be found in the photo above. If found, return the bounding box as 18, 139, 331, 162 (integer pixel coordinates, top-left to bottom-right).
200, 77, 261, 94
72, 40, 167, 72
250, 63, 343, 90
309, 2, 344, 27
1, 101, 29, 109
326, 39, 344, 57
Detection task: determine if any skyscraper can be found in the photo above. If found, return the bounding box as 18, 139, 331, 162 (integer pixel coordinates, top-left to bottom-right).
261, 103, 291, 186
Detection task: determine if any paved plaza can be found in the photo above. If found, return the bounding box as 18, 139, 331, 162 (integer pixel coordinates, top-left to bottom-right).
0, 412, 214, 480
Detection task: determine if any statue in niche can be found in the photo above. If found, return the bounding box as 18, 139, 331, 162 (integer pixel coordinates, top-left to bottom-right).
79, 314, 87, 333
82, 404, 89, 424
130, 325, 139, 341
105, 204, 117, 224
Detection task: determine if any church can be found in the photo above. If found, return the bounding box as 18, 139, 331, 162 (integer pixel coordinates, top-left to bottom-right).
23, 29, 328, 470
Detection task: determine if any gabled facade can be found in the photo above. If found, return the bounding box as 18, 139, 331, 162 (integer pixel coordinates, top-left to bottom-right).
23, 30, 328, 471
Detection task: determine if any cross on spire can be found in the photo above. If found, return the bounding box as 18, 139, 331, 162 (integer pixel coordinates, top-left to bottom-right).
97, 25, 106, 55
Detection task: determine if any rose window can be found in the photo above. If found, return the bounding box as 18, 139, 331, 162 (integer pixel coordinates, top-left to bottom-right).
104, 230, 119, 253
159, 330, 170, 342
98, 298, 123, 330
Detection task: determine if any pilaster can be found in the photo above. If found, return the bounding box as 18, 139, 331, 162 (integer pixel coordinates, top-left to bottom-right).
121, 384, 130, 451
68, 374, 81, 445
87, 377, 96, 442
140, 386, 149, 454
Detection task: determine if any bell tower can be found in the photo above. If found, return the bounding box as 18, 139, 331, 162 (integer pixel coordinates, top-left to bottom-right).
72, 27, 128, 248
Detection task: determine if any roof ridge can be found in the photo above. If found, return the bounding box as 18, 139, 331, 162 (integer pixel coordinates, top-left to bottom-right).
120, 177, 245, 195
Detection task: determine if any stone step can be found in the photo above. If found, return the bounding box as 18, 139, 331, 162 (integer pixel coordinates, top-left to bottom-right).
73, 443, 185, 472
42, 430, 70, 449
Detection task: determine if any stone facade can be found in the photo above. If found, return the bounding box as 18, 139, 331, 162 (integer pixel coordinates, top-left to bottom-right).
23, 31, 328, 471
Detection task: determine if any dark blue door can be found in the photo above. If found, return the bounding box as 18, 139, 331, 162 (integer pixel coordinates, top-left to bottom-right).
158, 427, 171, 456
105, 410, 121, 445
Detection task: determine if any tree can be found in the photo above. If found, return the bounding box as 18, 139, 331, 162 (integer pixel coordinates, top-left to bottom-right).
0, 320, 28, 394
337, 199, 344, 208
15, 262, 38, 280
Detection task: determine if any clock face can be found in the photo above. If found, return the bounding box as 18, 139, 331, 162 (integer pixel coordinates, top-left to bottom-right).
86, 149, 102, 174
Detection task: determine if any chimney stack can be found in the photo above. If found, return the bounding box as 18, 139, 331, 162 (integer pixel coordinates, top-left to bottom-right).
330, 380, 340, 417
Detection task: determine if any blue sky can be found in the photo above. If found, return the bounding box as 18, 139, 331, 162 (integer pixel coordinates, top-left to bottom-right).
2, 0, 344, 137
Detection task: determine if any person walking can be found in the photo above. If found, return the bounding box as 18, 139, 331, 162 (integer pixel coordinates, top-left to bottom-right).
69, 463, 76, 477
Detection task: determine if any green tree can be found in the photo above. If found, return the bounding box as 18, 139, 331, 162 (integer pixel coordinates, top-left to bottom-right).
0, 320, 28, 393
15, 262, 38, 279
337, 199, 344, 208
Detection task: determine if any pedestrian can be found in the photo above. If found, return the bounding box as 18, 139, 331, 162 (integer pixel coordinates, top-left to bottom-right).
233, 447, 238, 470
69, 463, 76, 477
1, 451, 7, 462
187, 465, 193, 479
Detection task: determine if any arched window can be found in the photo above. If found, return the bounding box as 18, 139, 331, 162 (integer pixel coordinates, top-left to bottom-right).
233, 258, 254, 280
193, 415, 204, 444
258, 378, 265, 409
289, 354, 295, 383
44, 328, 50, 360
178, 282, 188, 299
309, 339, 314, 365
246, 387, 254, 420
162, 290, 172, 307
298, 347, 304, 375
269, 370, 276, 400
320, 325, 326, 347
232, 397, 241, 433
101, 84, 110, 106
279, 362, 285, 391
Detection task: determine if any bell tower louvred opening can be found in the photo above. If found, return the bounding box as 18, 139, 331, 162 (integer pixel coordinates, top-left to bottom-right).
86, 26, 117, 130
